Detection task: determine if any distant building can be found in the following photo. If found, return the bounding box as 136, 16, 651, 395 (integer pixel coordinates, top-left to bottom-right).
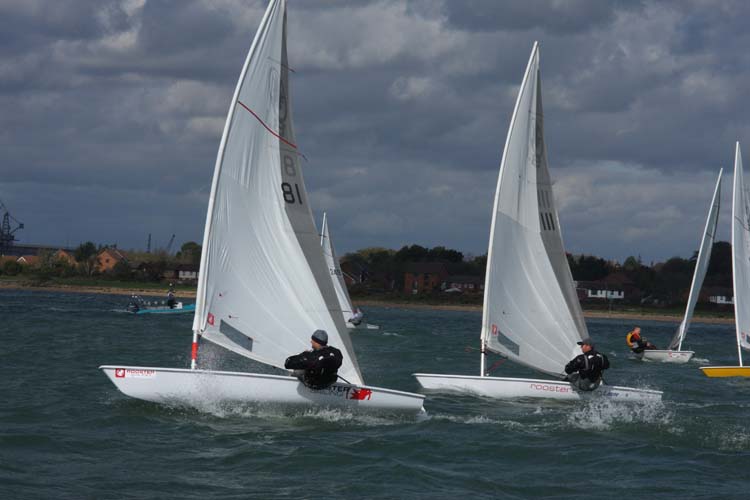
705, 287, 734, 305
53, 249, 76, 266
96, 247, 127, 272
16, 255, 40, 267
442, 275, 484, 293
576, 274, 641, 302
403, 263, 449, 294
176, 264, 199, 283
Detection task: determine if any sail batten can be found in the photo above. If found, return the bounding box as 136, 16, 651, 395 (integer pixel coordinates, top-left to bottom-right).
481, 43, 584, 378
191, 0, 363, 385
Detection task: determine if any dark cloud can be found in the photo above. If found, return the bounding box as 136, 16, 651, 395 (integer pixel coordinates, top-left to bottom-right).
2, 0, 750, 262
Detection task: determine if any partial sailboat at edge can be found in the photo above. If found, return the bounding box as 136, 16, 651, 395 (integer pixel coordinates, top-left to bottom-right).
413, 43, 661, 401
701, 143, 750, 377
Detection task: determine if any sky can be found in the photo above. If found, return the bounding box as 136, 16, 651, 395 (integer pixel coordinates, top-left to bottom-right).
1, 0, 748, 263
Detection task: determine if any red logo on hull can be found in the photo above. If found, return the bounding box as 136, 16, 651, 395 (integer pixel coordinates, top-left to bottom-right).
350, 388, 373, 400
115, 369, 125, 378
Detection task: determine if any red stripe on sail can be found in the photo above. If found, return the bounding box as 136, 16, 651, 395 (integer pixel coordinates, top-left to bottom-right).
237, 100, 297, 149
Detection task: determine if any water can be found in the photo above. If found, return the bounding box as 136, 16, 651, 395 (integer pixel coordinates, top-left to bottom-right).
1, 289, 748, 499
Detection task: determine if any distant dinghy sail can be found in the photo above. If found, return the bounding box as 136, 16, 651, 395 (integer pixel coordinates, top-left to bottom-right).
701, 143, 750, 377
413, 43, 661, 401
100, 0, 423, 412
320, 213, 356, 323
668, 170, 723, 351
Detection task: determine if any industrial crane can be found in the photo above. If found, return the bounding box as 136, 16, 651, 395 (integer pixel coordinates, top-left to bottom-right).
0, 198, 24, 253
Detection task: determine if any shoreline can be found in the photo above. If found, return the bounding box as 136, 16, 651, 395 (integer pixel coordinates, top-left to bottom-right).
0, 282, 733, 324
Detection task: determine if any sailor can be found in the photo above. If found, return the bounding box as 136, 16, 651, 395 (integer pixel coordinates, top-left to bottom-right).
348, 307, 364, 326
564, 338, 610, 391
626, 326, 657, 353
166, 284, 176, 309
284, 329, 343, 390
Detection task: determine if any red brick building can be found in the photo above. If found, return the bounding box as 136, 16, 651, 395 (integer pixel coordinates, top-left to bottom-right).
403, 263, 449, 294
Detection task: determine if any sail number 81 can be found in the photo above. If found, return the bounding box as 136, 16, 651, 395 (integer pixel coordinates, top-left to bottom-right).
281, 182, 303, 204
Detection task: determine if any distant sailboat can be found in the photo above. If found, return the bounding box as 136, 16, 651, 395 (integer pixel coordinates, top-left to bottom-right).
701, 143, 750, 377
100, 0, 423, 412
413, 43, 661, 401
640, 169, 723, 363
320, 213, 379, 330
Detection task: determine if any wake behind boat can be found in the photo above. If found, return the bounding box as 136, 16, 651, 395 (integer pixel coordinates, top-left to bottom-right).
127, 295, 195, 315
100, 0, 423, 414
413, 43, 661, 403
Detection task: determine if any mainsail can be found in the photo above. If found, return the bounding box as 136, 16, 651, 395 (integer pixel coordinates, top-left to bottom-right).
669, 169, 723, 350
732, 143, 750, 357
191, 0, 363, 385
320, 213, 356, 323
481, 42, 586, 378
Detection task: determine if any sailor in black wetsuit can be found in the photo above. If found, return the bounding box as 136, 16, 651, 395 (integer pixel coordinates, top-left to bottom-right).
284, 330, 343, 390
564, 338, 609, 391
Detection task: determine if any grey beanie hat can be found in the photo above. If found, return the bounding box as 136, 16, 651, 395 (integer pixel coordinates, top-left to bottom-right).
311, 329, 328, 345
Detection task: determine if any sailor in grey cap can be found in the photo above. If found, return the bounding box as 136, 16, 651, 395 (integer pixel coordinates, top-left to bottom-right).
564, 338, 610, 391
284, 329, 343, 389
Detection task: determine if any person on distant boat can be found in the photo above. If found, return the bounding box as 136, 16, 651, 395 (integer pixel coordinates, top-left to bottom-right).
626, 326, 657, 353
348, 307, 364, 326
564, 338, 610, 391
166, 284, 176, 309
284, 329, 343, 390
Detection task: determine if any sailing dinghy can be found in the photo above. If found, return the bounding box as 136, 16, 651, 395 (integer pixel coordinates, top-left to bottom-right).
320, 212, 379, 330
413, 43, 661, 402
100, 0, 423, 413
701, 143, 750, 377
639, 169, 723, 363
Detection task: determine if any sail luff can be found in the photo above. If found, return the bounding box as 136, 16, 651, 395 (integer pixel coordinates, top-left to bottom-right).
192, 0, 281, 335
672, 168, 722, 350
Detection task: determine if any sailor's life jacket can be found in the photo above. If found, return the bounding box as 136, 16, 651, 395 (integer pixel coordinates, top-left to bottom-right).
626, 330, 640, 348
284, 346, 343, 390
564, 349, 610, 391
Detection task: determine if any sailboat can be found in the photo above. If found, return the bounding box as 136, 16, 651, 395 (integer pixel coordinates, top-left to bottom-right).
100, 0, 424, 413
639, 169, 723, 363
320, 213, 379, 330
413, 43, 661, 401
701, 143, 750, 377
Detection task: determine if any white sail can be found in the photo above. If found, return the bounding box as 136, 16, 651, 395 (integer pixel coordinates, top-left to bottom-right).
481, 42, 586, 378
191, 0, 363, 385
670, 169, 723, 350
732, 143, 750, 358
320, 212, 356, 322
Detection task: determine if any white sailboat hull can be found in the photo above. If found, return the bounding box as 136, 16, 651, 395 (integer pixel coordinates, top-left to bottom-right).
637, 350, 694, 363
101, 366, 424, 414
348, 323, 380, 330
413, 373, 662, 402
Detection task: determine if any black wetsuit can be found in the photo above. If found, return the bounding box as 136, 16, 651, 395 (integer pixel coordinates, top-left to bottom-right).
284, 346, 343, 390
564, 349, 610, 391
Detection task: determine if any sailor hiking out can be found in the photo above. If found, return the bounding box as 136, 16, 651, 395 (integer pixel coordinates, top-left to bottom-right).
564, 338, 610, 391
284, 330, 343, 390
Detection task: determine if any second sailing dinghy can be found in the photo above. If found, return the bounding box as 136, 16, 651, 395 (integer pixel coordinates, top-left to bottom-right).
413, 43, 661, 402
100, 0, 423, 413
638, 169, 722, 363
320, 213, 379, 330
701, 143, 750, 377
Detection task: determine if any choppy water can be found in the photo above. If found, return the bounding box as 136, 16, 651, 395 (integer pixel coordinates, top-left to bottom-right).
2, 289, 749, 499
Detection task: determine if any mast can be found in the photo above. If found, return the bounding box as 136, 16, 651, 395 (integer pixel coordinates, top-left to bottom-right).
321, 212, 327, 246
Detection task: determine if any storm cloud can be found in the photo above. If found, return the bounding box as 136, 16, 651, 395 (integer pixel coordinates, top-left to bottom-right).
1, 0, 748, 262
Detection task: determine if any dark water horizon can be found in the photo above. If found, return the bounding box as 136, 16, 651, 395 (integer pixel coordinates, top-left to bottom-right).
2, 289, 748, 499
